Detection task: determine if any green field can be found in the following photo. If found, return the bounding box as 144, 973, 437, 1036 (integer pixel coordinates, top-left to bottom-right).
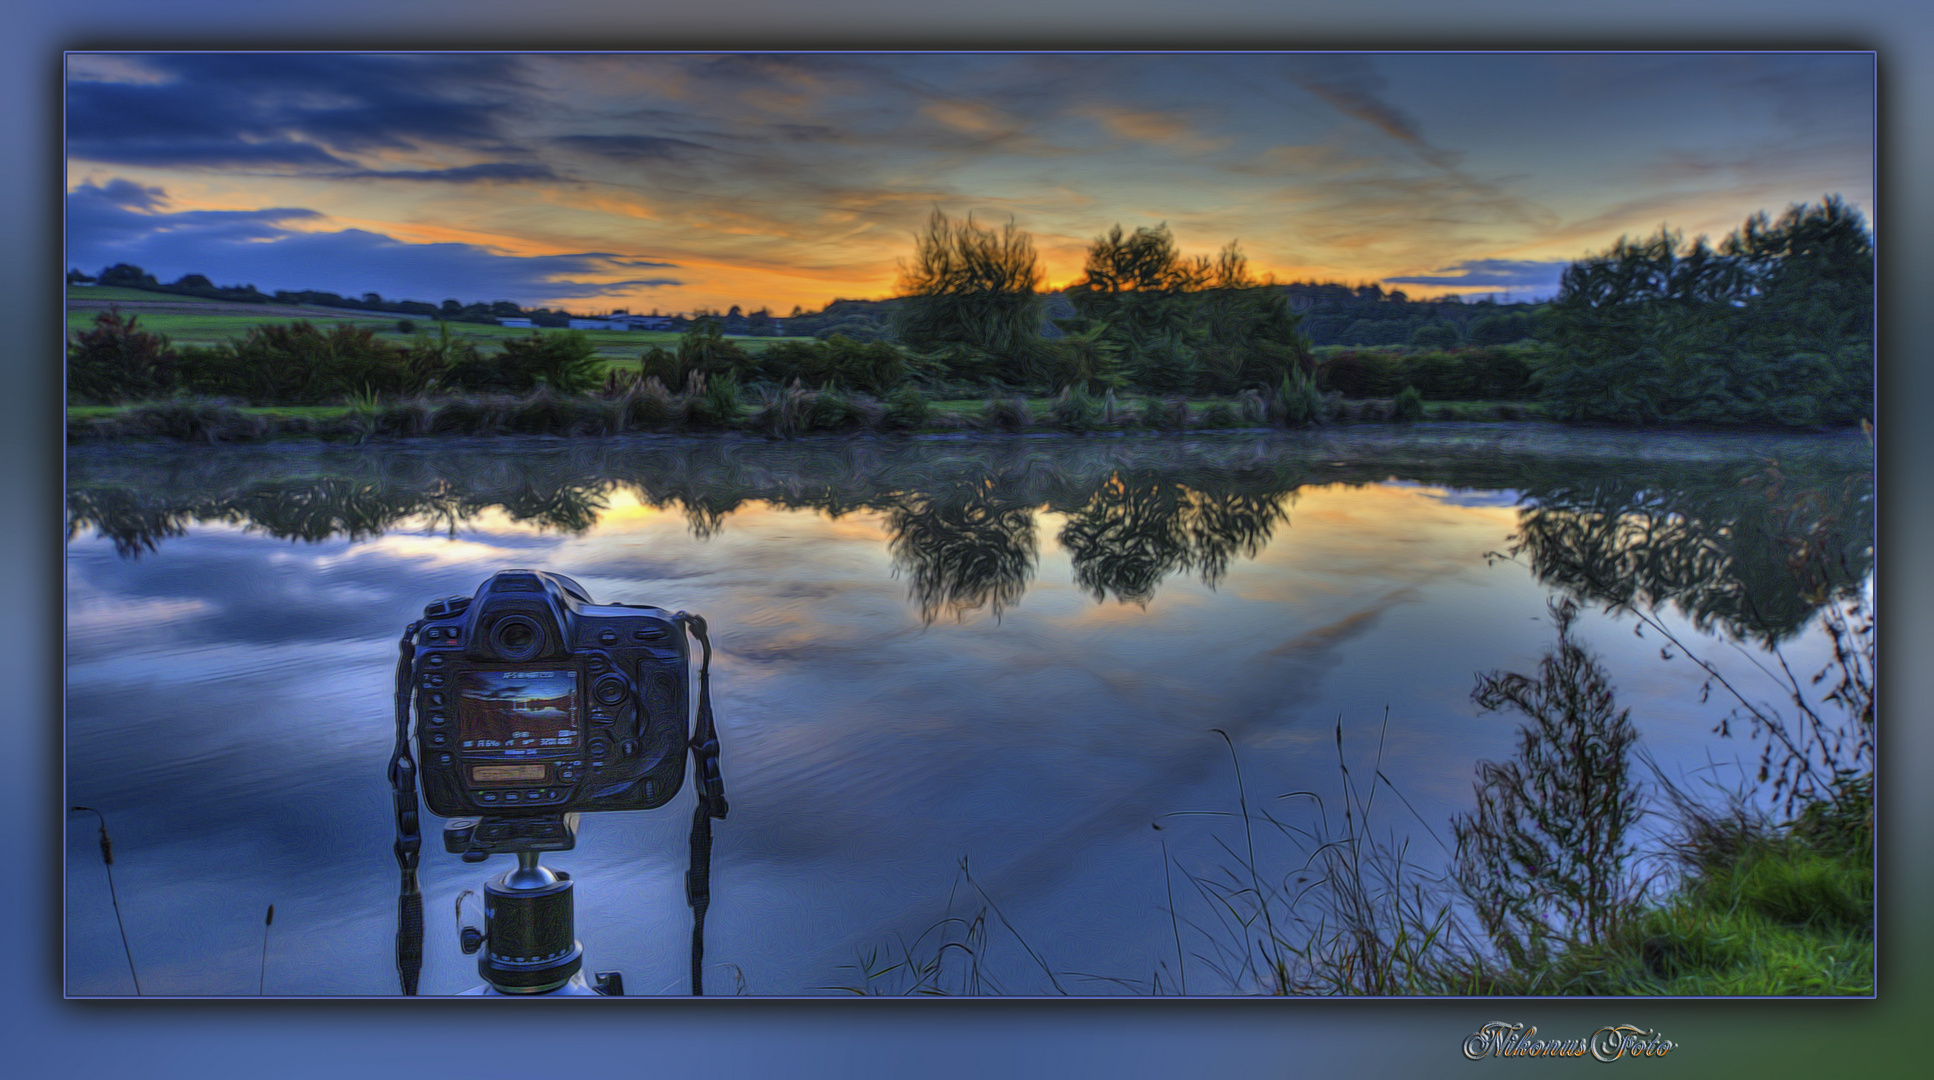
67, 284, 240, 304
67, 285, 814, 376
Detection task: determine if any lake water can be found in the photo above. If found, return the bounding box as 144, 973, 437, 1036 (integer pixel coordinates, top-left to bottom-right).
64, 425, 1872, 996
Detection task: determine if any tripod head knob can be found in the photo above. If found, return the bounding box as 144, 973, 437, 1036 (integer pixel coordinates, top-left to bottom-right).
460, 926, 485, 955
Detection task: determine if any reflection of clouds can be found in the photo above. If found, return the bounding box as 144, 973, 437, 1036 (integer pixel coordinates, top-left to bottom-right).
66, 439, 1869, 994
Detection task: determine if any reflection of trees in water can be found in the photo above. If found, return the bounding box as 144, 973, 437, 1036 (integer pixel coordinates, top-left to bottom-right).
886, 477, 1038, 623
65, 486, 196, 558
1057, 473, 1287, 604
67, 465, 614, 553
1508, 457, 1872, 643
68, 435, 1871, 636
1454, 599, 1643, 966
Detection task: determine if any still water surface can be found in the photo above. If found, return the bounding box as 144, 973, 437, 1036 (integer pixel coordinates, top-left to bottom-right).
64, 426, 1871, 995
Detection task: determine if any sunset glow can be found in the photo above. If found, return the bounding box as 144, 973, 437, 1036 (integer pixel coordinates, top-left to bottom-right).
65, 52, 1874, 314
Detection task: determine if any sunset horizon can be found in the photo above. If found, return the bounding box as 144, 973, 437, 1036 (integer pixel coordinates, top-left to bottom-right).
65, 51, 1873, 317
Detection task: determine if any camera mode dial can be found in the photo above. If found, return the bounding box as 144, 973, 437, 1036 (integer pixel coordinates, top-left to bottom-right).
423, 595, 471, 619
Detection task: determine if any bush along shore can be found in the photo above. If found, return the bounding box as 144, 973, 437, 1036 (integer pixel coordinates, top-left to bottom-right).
66, 301, 1561, 443
66, 381, 1550, 445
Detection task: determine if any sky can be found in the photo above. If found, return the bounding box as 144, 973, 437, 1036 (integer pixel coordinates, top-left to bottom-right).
63, 52, 1874, 314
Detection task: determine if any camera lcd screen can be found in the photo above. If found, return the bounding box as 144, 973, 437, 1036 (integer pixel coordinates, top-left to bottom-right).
455, 669, 580, 757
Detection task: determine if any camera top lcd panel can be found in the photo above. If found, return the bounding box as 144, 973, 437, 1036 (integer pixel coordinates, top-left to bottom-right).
412, 570, 689, 818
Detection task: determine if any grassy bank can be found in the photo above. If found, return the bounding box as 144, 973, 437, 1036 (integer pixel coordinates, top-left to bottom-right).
1487, 815, 1872, 994
66, 390, 1554, 444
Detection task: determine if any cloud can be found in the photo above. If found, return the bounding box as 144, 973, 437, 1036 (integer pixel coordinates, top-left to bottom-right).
65, 179, 680, 305
552, 134, 710, 162
66, 53, 534, 175
1077, 104, 1228, 155
338, 162, 562, 184
82, 177, 166, 211
1383, 257, 1569, 291
1285, 55, 1464, 171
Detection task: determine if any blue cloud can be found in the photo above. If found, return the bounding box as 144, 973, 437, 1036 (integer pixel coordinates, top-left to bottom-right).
552, 134, 709, 162
338, 162, 562, 184
65, 180, 680, 305
67, 53, 531, 175
1382, 258, 1569, 290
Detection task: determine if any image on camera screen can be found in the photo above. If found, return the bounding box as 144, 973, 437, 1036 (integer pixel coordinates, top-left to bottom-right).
455, 670, 581, 757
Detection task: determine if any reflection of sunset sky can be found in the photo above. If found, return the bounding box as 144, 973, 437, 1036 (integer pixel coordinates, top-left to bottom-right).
65, 53, 1871, 313
63, 453, 1859, 994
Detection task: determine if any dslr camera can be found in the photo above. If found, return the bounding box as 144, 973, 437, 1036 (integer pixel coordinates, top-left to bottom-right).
410, 569, 690, 834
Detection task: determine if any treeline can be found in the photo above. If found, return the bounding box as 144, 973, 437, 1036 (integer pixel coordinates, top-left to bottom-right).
68, 263, 581, 327
887, 212, 1319, 398
1537, 196, 1872, 427
1287, 284, 1543, 348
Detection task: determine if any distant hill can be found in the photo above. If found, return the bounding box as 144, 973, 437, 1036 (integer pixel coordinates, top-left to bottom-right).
68, 263, 1546, 348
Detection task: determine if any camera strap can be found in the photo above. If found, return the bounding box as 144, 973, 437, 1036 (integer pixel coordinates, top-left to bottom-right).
676, 612, 729, 996
388, 620, 426, 996
385, 610, 727, 997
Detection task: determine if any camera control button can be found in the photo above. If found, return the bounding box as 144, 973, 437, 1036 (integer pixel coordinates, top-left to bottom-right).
479, 792, 499, 803
436, 753, 453, 766
594, 677, 627, 705
426, 654, 444, 667
426, 693, 445, 708
599, 629, 619, 645
502, 791, 520, 802
429, 733, 449, 747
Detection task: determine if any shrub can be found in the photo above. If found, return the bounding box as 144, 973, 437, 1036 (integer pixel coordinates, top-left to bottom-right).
1048, 383, 1102, 430
979, 395, 1032, 432
126, 399, 270, 443
212, 321, 413, 404
1201, 401, 1240, 428
1316, 348, 1404, 398
755, 334, 911, 394
807, 387, 883, 432
1099, 387, 1136, 427
1235, 388, 1267, 426
1140, 395, 1190, 431
1393, 385, 1425, 421
622, 377, 677, 430
747, 382, 812, 439
496, 330, 603, 394
1270, 369, 1324, 427
67, 308, 176, 404
882, 384, 933, 431
676, 370, 741, 430
502, 386, 605, 435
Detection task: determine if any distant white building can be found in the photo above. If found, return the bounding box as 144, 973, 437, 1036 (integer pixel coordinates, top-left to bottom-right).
498, 317, 536, 328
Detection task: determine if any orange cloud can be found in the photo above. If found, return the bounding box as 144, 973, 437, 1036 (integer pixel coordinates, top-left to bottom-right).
1079, 105, 1229, 155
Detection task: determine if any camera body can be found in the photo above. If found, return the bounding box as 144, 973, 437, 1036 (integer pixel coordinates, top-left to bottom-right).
411, 570, 689, 819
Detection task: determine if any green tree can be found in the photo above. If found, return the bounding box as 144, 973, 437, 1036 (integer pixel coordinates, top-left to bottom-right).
892, 209, 1048, 385
1190, 244, 1314, 394
1537, 199, 1871, 427
1062, 223, 1203, 393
